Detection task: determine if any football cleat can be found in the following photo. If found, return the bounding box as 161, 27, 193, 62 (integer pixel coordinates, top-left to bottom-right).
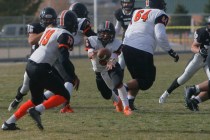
184, 86, 196, 106
123, 106, 132, 116
128, 99, 137, 110
113, 98, 123, 112
8, 98, 23, 111
185, 98, 199, 111
159, 91, 169, 103
28, 107, 44, 130
60, 104, 74, 113
1, 122, 20, 130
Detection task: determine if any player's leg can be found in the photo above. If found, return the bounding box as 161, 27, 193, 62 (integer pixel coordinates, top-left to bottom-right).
95, 72, 123, 112
118, 52, 126, 76
106, 63, 132, 115
123, 46, 155, 110
8, 72, 30, 111
53, 61, 75, 113
160, 54, 204, 103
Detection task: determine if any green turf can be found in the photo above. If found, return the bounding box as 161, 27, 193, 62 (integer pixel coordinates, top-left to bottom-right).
0, 53, 210, 140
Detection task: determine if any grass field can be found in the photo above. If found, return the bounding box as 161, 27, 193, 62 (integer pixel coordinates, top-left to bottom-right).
0, 53, 210, 140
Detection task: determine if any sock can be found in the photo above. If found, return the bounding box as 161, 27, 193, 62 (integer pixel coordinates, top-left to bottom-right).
35, 104, 46, 113
127, 94, 135, 100
64, 82, 73, 96
14, 100, 35, 120
118, 86, 129, 108
5, 115, 17, 124
195, 85, 200, 93
167, 78, 180, 94
111, 91, 119, 103
42, 95, 67, 109
44, 90, 54, 99
194, 96, 202, 103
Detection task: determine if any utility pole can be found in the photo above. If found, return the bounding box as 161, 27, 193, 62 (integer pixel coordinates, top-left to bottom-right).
94, 0, 97, 32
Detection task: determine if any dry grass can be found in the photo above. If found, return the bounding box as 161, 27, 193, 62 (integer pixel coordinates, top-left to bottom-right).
0, 53, 210, 140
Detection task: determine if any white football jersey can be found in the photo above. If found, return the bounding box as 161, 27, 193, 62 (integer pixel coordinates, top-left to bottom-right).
123, 8, 170, 54
29, 27, 73, 66
86, 36, 122, 72
73, 18, 87, 46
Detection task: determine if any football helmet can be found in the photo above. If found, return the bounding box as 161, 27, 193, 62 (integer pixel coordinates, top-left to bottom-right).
40, 7, 57, 28
57, 10, 78, 35
69, 2, 89, 18
146, 0, 167, 11
121, 0, 135, 13
98, 21, 115, 45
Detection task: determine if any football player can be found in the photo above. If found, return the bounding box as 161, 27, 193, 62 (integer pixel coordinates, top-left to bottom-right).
2, 10, 79, 130
8, 7, 57, 111
122, 0, 179, 110
114, 0, 142, 110
114, 0, 139, 88
41, 2, 97, 113
69, 2, 96, 46
159, 16, 210, 104
85, 21, 132, 116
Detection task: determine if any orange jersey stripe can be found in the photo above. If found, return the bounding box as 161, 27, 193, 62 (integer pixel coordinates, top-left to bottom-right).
58, 44, 69, 49
83, 26, 91, 34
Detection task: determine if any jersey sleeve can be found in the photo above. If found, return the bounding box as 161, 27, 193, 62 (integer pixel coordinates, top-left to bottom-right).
27, 23, 45, 34
114, 9, 122, 21
80, 19, 96, 37
155, 14, 169, 26
57, 33, 74, 50
194, 29, 205, 43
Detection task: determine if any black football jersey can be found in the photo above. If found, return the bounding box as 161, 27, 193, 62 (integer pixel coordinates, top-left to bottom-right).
194, 27, 210, 49
27, 22, 45, 53
114, 8, 138, 31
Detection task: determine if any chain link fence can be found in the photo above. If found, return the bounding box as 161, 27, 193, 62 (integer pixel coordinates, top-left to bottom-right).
0, 14, 207, 61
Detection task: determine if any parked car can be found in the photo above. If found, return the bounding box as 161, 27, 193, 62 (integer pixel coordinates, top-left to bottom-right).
0, 24, 29, 47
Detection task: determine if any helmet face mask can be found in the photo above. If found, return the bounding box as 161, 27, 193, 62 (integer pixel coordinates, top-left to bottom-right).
40, 7, 57, 28
57, 10, 78, 35
69, 2, 89, 18
121, 0, 135, 13
98, 21, 115, 45
98, 31, 114, 45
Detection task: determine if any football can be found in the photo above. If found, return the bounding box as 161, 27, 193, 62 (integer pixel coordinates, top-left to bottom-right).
97, 48, 111, 61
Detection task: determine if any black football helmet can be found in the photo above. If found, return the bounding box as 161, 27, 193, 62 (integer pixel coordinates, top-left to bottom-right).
69, 2, 88, 18
98, 21, 115, 45
40, 7, 57, 28
146, 0, 167, 11
121, 0, 135, 13
57, 10, 78, 35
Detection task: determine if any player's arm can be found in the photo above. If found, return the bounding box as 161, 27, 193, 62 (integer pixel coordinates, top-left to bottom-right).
27, 24, 44, 45
57, 33, 80, 90
28, 32, 43, 45
154, 14, 179, 62
115, 21, 121, 35
192, 30, 208, 59
81, 19, 96, 37
85, 38, 97, 59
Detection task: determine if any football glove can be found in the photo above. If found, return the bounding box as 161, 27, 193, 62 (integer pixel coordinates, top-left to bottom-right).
199, 47, 208, 60
168, 49, 179, 62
